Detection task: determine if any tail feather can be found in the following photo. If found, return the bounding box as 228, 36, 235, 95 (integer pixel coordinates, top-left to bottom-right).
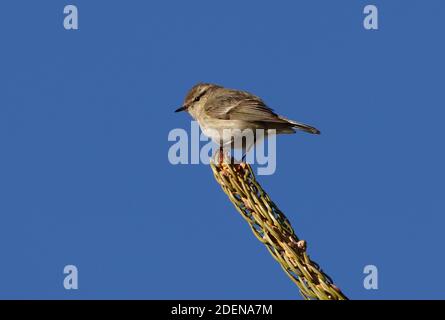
290, 121, 320, 134
279, 117, 320, 135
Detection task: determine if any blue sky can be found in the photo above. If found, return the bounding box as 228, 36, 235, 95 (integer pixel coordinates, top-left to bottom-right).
0, 1, 444, 299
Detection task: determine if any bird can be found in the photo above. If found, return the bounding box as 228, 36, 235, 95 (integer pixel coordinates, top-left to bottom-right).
175, 83, 320, 161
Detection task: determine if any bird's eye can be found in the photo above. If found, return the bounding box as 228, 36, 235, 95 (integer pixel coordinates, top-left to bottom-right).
194, 96, 201, 102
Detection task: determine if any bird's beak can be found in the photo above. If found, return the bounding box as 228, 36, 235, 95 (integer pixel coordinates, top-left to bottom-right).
174, 105, 188, 113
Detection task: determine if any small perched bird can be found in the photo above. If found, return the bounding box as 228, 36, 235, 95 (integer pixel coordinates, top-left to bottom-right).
175, 83, 320, 159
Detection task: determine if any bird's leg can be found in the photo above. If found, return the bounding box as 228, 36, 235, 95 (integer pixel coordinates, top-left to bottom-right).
219, 147, 224, 164
241, 135, 255, 164
219, 140, 224, 165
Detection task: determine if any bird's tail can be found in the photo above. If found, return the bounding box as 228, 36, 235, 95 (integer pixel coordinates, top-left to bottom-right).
279, 117, 321, 135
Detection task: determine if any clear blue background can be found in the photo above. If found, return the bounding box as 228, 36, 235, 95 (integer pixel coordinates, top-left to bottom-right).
0, 0, 444, 299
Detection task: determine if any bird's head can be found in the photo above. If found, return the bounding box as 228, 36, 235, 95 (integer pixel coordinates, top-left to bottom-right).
175, 83, 220, 117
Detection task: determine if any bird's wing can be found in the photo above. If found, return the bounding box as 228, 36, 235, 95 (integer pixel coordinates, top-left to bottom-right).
203, 90, 286, 123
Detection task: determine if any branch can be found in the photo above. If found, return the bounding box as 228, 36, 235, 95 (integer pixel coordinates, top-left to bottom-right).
210, 161, 348, 300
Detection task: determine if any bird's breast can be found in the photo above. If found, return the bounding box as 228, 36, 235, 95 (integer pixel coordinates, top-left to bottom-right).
198, 118, 256, 147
